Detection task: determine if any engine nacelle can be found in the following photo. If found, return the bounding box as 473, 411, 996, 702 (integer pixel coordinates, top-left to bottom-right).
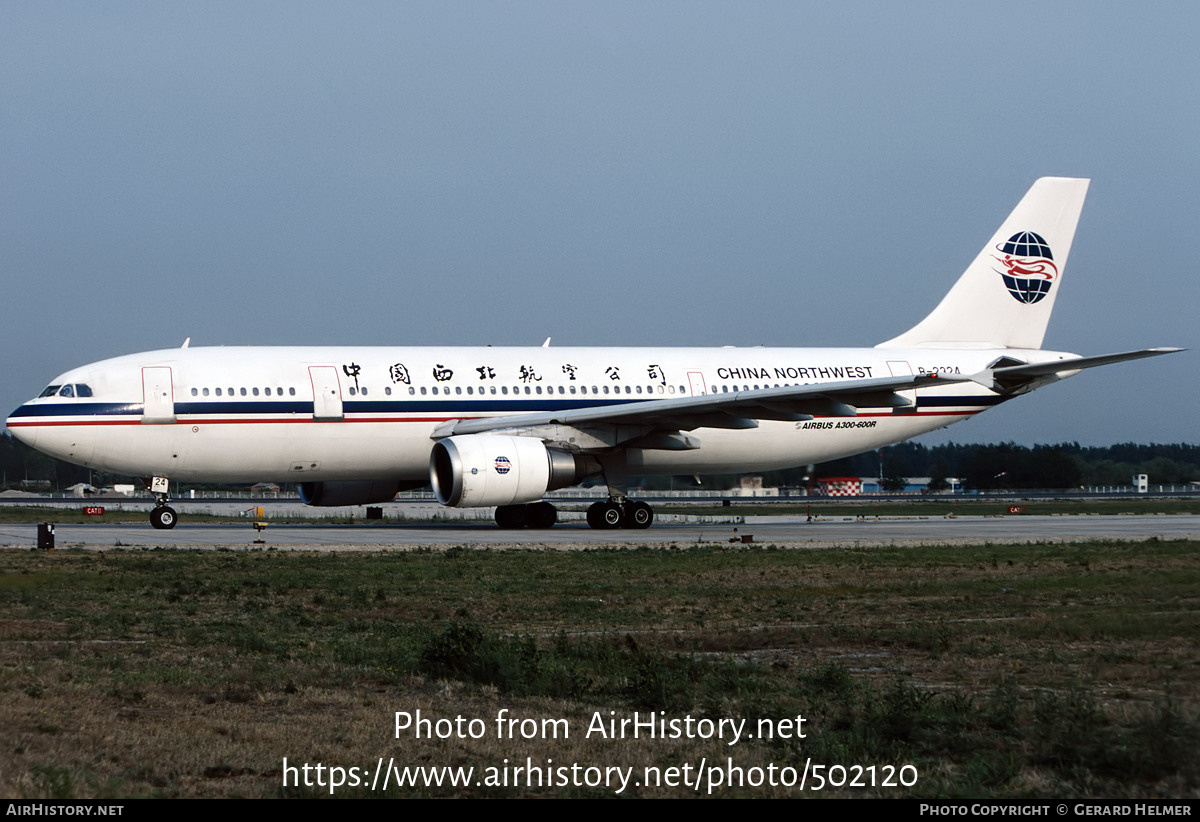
298, 480, 419, 507
430, 435, 593, 507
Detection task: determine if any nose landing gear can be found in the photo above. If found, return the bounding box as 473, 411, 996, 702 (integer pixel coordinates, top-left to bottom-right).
146, 476, 178, 530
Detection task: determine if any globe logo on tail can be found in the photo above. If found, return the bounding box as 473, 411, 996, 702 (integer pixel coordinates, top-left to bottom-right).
993, 231, 1058, 304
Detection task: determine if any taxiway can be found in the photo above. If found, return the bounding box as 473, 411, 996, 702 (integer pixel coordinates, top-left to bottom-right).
3, 513, 1198, 551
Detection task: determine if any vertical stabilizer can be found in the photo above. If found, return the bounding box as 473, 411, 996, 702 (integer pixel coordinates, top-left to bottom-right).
877, 177, 1089, 350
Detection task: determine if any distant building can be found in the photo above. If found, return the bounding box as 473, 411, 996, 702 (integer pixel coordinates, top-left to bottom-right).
728, 476, 779, 497
830, 475, 960, 494
818, 477, 862, 496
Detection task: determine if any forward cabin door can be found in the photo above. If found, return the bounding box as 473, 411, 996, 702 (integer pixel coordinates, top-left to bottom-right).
141, 366, 176, 424
309, 366, 344, 421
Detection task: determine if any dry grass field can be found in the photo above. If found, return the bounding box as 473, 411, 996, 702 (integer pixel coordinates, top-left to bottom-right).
1, 538, 1197, 798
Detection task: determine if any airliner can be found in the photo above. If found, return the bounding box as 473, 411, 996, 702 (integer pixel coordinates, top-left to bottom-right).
6, 178, 1180, 530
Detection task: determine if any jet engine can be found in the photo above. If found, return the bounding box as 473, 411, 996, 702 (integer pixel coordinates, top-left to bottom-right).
430, 435, 594, 507
298, 479, 421, 507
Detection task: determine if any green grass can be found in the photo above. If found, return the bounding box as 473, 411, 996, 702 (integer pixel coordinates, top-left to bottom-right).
1, 540, 1197, 797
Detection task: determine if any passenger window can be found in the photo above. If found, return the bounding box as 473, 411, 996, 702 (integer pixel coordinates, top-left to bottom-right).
203, 388, 210, 396
191, 388, 198, 396
240, 387, 247, 396
253, 387, 260, 396
455, 386, 462, 395
361, 387, 368, 395
289, 387, 296, 396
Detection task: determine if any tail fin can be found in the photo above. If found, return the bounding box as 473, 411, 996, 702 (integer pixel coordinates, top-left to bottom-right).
877, 177, 1089, 350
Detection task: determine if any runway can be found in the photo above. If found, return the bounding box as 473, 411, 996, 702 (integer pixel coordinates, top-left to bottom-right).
3, 513, 1198, 551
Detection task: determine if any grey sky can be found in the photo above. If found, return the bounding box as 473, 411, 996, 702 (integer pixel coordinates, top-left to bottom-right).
3, 2, 1196, 447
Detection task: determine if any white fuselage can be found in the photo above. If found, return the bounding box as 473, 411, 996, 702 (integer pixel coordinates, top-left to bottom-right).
5, 344, 1045, 485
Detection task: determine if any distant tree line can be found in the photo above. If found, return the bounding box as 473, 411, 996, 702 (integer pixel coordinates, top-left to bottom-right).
2, 430, 1197, 494
641, 441, 1200, 492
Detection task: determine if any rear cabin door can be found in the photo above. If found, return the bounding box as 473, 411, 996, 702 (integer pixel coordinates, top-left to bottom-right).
886, 360, 916, 413
309, 366, 344, 421
141, 366, 176, 424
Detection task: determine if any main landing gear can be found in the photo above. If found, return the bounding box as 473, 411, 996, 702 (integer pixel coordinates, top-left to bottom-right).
494, 499, 655, 529
147, 476, 177, 530
495, 501, 558, 529
586, 499, 654, 530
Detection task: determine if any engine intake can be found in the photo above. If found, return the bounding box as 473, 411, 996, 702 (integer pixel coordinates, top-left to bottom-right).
430, 435, 593, 507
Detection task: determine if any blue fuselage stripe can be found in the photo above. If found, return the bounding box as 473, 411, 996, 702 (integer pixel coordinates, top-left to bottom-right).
9, 394, 1001, 421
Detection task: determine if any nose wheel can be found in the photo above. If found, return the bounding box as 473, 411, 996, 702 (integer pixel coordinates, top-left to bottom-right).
150, 505, 178, 530
146, 476, 177, 529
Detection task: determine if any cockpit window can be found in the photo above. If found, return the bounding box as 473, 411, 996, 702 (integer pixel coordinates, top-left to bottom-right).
37, 383, 93, 398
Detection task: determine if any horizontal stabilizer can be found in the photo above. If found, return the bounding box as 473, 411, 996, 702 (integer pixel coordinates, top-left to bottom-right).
991, 347, 1183, 379
974, 347, 1184, 393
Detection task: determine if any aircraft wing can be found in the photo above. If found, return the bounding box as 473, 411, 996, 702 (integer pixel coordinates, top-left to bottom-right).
431, 372, 968, 440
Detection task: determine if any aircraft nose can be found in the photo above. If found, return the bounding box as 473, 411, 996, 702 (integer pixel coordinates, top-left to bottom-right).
6, 406, 39, 448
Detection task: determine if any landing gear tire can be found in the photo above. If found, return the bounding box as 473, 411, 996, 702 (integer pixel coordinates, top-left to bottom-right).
622, 501, 654, 529
496, 502, 559, 529
495, 504, 530, 529
587, 501, 624, 529
525, 501, 558, 529
150, 506, 177, 530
